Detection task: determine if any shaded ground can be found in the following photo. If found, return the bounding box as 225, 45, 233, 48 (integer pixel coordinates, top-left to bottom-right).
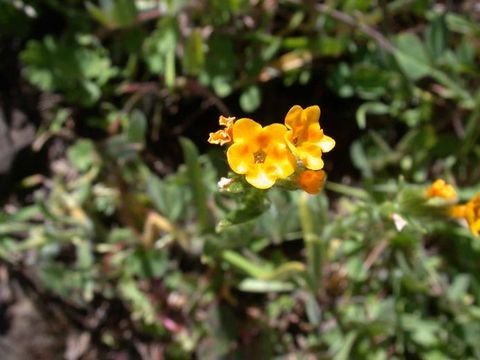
0, 267, 65, 360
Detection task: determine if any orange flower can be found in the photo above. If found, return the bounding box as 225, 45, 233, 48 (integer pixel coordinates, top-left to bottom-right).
284, 105, 335, 170
450, 193, 480, 236
298, 170, 326, 194
226, 118, 295, 189
208, 115, 235, 145
426, 179, 457, 200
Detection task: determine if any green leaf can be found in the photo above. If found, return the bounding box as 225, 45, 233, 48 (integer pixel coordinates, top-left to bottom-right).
143, 17, 178, 78
112, 0, 137, 26
21, 36, 116, 105
350, 140, 373, 178
179, 137, 212, 233
165, 46, 176, 89
221, 188, 270, 227
182, 28, 205, 75
356, 102, 389, 129
463, 322, 480, 359
237, 278, 294, 292
222, 250, 305, 280
127, 109, 147, 145
448, 274, 470, 302
299, 192, 324, 291
393, 32, 473, 107
328, 62, 353, 97
402, 315, 442, 347
127, 248, 168, 279
239, 85, 261, 113
68, 139, 96, 171
346, 257, 368, 282
86, 0, 137, 28
146, 174, 186, 222
426, 15, 448, 61
0, 237, 22, 260
394, 32, 430, 80
445, 13, 480, 36
211, 76, 232, 97
333, 332, 357, 360
86, 2, 115, 28
119, 277, 157, 324
456, 38, 475, 66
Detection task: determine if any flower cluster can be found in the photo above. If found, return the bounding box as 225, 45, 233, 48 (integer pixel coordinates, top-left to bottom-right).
208, 105, 335, 194
425, 179, 457, 201
426, 179, 480, 237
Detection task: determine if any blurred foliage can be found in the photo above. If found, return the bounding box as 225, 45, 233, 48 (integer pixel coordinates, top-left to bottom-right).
1, 0, 480, 358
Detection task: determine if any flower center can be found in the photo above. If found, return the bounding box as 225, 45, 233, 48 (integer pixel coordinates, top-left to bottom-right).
253, 150, 266, 164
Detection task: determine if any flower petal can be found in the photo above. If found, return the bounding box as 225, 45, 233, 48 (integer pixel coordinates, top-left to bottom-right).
426, 179, 457, 200
256, 123, 288, 148
319, 134, 335, 153
265, 144, 296, 178
227, 143, 253, 174
450, 205, 466, 218
245, 167, 277, 189
298, 143, 325, 170
219, 115, 235, 126
208, 129, 230, 145
263, 123, 288, 139
232, 118, 262, 143
284, 105, 303, 129
470, 221, 480, 236
303, 105, 321, 125
306, 124, 323, 141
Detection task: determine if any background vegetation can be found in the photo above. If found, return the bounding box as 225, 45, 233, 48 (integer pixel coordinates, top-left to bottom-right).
1, 0, 480, 358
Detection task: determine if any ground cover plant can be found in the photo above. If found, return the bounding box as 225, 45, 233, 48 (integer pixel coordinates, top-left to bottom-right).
1, 0, 480, 358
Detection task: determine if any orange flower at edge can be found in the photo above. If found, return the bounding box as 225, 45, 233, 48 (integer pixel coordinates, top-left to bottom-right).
284, 105, 335, 170
450, 193, 480, 236
227, 118, 296, 189
298, 170, 326, 195
208, 115, 235, 145
426, 179, 457, 201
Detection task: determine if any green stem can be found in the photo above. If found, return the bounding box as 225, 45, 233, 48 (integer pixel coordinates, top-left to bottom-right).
299, 193, 323, 291
325, 181, 369, 200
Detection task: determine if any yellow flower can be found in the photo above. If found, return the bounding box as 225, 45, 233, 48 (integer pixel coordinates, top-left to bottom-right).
450, 193, 480, 236
284, 105, 335, 170
208, 115, 235, 145
298, 170, 326, 194
426, 179, 457, 201
227, 118, 295, 189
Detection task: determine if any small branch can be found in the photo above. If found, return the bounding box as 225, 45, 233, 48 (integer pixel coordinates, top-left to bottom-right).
315, 4, 396, 54
364, 239, 388, 270
184, 79, 231, 116
136, 8, 163, 24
